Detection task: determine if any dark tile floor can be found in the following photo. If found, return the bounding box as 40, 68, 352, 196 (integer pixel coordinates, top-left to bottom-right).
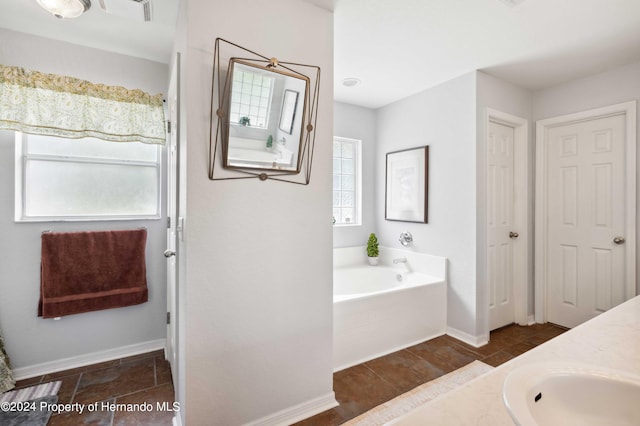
12, 349, 175, 426
10, 324, 565, 426
296, 323, 567, 426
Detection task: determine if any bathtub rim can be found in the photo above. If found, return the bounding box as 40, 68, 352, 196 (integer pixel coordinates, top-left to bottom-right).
333, 245, 447, 279
333, 265, 445, 303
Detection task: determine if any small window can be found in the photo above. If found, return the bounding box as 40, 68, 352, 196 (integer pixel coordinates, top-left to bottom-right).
333, 137, 361, 226
15, 132, 161, 221
229, 68, 274, 128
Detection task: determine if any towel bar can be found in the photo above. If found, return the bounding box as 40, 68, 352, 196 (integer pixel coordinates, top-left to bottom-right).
42, 227, 146, 235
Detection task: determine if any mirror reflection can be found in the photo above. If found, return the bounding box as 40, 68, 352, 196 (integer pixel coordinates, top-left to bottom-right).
224, 60, 308, 172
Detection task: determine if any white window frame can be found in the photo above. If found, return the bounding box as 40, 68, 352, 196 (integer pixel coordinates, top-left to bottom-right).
229, 69, 274, 130
333, 136, 362, 227
15, 132, 162, 222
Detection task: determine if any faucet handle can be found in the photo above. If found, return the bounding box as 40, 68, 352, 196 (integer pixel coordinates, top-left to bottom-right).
399, 232, 413, 247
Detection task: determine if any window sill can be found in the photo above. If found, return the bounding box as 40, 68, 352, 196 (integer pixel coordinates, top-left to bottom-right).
16, 215, 162, 223
334, 223, 361, 228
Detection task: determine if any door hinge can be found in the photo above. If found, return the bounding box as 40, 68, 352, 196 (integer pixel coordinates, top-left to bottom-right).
167, 120, 172, 134
166, 312, 171, 325
167, 216, 171, 229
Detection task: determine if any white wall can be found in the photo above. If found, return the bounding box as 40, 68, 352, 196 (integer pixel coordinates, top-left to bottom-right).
376, 72, 479, 340
0, 29, 169, 368
333, 101, 377, 248
533, 60, 640, 296
180, 0, 334, 424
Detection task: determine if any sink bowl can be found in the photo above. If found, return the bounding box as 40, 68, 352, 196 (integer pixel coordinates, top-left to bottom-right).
503, 362, 640, 425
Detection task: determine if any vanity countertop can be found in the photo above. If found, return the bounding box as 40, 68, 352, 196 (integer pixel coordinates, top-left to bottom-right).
390, 295, 640, 425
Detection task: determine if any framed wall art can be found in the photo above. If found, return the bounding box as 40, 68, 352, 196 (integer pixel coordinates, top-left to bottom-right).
385, 146, 429, 223
278, 89, 299, 134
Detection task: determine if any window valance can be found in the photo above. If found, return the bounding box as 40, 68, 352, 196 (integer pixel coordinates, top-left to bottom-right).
0, 64, 166, 145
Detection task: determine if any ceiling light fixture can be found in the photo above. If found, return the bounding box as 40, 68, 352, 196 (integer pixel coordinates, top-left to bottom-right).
342, 78, 361, 87
36, 0, 91, 19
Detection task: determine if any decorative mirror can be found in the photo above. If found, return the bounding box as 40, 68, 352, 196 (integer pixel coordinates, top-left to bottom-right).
223, 60, 308, 172
209, 38, 321, 184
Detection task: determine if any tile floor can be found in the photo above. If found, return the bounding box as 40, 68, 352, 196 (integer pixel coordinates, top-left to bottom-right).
11, 323, 565, 426
296, 323, 567, 425
12, 349, 175, 426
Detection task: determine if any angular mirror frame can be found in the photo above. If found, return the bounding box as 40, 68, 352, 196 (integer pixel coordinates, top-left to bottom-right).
209, 38, 321, 185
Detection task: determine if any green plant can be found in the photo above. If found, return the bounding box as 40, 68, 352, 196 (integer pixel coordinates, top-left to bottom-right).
366, 233, 379, 257
266, 134, 273, 148
239, 116, 251, 126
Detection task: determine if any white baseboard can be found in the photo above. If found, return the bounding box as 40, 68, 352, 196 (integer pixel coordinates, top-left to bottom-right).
13, 339, 166, 380
244, 392, 338, 426
527, 315, 536, 325
446, 327, 488, 348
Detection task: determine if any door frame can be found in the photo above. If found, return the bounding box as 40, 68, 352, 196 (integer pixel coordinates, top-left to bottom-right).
535, 101, 637, 323
166, 52, 181, 388
486, 108, 529, 328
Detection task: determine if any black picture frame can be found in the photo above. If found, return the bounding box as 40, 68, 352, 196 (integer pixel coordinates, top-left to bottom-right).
385, 146, 429, 223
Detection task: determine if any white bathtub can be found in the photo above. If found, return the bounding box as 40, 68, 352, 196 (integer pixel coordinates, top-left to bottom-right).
333, 246, 447, 371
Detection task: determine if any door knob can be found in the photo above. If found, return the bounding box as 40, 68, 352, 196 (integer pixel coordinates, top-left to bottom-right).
613, 236, 626, 245
164, 250, 176, 258
509, 232, 519, 239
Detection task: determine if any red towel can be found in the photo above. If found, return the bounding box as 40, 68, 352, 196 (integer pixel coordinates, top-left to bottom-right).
39, 229, 148, 318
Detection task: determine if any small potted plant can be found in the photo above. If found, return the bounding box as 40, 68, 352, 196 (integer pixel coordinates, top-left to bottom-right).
239, 116, 251, 126
366, 233, 379, 266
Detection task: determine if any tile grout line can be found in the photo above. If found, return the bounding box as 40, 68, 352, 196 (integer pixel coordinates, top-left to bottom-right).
69, 371, 83, 404
361, 361, 411, 395
108, 397, 116, 426
399, 349, 449, 383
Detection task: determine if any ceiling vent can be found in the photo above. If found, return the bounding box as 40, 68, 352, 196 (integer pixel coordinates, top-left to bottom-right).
98, 0, 152, 22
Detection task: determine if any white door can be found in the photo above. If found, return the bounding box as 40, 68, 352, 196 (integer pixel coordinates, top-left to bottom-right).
545, 114, 628, 328
165, 53, 180, 384
488, 121, 517, 330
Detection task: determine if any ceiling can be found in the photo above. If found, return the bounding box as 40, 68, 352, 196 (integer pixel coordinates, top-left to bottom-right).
0, 0, 179, 64
1, 0, 640, 109
335, 0, 640, 108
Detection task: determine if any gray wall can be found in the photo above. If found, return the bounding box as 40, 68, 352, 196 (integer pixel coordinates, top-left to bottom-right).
333, 101, 377, 248
376, 72, 480, 339
533, 60, 640, 296
0, 29, 169, 369
180, 0, 334, 424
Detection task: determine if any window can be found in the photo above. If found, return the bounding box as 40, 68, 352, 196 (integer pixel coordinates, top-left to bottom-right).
333, 137, 361, 226
229, 68, 274, 128
15, 132, 161, 221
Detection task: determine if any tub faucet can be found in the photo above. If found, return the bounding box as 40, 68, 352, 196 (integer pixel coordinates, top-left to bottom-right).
399, 231, 413, 247
393, 257, 407, 264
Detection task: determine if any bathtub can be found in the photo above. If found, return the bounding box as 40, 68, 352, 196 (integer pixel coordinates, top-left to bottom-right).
333, 246, 447, 371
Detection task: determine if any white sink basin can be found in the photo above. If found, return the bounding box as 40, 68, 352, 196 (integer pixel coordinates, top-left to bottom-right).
503, 362, 640, 425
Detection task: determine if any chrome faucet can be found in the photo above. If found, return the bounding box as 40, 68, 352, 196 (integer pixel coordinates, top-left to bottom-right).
393, 257, 407, 264
399, 231, 413, 247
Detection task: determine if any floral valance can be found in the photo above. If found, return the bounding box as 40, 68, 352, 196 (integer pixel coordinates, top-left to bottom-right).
0, 64, 165, 144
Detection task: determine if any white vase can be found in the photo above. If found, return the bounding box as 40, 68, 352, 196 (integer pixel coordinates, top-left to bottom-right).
368, 256, 379, 266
